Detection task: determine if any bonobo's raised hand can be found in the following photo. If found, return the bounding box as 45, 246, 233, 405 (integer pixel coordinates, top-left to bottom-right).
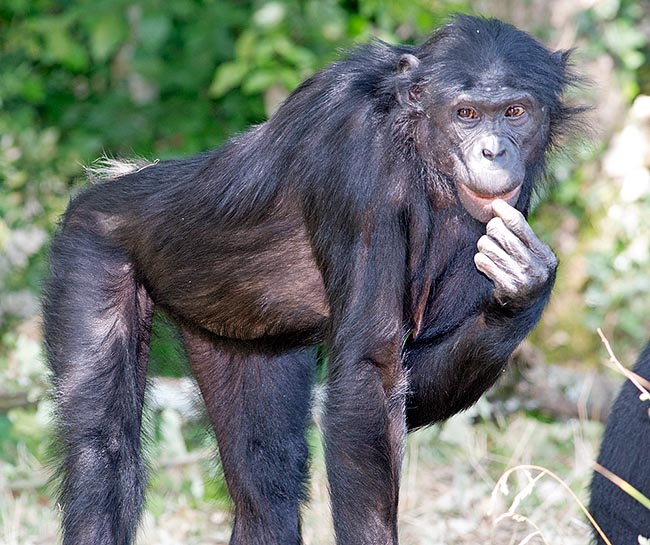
474, 199, 557, 307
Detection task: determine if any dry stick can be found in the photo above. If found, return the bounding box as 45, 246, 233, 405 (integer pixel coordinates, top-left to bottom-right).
594, 329, 650, 525
493, 332, 644, 545
597, 328, 650, 398
492, 464, 613, 545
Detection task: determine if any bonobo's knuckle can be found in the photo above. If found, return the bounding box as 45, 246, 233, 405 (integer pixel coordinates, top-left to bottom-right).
480, 237, 506, 264
486, 217, 505, 237
495, 278, 518, 300
513, 269, 529, 289
533, 242, 556, 269
527, 268, 544, 288
526, 231, 546, 251
475, 252, 495, 278
497, 201, 525, 228
477, 235, 490, 251
502, 233, 525, 256
509, 207, 526, 227
494, 267, 516, 288
518, 259, 532, 278
539, 269, 550, 285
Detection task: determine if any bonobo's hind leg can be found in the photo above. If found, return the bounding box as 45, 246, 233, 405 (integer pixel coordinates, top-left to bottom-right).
183, 329, 315, 545
43, 221, 153, 545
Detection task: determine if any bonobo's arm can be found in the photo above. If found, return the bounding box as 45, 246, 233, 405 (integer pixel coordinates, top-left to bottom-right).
405, 200, 557, 429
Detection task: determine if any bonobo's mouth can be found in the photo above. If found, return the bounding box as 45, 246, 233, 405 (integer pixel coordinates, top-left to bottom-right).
457, 182, 522, 223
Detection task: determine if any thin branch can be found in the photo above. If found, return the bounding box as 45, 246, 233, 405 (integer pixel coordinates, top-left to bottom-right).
597, 328, 650, 399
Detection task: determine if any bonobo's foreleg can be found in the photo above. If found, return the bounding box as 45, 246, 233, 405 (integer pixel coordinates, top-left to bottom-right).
321, 219, 407, 545
183, 329, 315, 545
406, 200, 557, 428
326, 330, 406, 545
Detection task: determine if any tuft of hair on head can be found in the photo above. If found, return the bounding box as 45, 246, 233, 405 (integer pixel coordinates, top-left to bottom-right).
85, 155, 158, 183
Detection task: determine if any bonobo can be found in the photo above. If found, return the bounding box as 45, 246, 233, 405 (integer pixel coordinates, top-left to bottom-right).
590, 343, 650, 544
43, 15, 581, 545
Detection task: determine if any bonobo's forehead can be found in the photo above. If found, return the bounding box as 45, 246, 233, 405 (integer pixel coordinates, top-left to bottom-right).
470, 67, 522, 93
417, 16, 565, 106
453, 88, 536, 109
452, 66, 526, 96
427, 67, 539, 108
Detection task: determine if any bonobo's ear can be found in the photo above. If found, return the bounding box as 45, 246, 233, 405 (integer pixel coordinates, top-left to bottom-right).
397, 53, 422, 107
550, 49, 571, 69
397, 53, 420, 74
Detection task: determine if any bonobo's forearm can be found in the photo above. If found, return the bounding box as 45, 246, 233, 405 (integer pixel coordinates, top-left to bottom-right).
405, 199, 557, 430
404, 289, 551, 429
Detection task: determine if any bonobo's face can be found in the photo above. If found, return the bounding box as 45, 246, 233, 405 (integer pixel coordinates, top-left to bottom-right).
402, 16, 576, 223
444, 87, 548, 223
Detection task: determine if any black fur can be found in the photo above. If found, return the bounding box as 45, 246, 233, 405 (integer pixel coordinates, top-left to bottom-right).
43, 16, 580, 545
590, 344, 650, 544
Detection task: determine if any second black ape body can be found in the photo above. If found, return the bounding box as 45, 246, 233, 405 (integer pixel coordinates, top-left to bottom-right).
591, 344, 650, 544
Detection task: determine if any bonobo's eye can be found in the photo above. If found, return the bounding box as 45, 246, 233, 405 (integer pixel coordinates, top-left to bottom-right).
505, 105, 526, 118
457, 107, 479, 120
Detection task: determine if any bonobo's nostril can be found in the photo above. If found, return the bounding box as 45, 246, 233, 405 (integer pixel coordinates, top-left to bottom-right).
482, 148, 494, 160
482, 145, 506, 161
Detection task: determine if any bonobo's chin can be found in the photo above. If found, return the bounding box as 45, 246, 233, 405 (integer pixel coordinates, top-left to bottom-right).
457, 182, 522, 223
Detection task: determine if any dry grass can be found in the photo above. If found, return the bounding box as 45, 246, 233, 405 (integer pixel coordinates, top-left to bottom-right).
0, 410, 603, 545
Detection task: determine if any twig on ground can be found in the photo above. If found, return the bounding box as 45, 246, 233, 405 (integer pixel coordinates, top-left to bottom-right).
492, 464, 613, 545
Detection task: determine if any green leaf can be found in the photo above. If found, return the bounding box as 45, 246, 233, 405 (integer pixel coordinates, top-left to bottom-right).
90, 15, 128, 62
274, 37, 316, 68
209, 62, 248, 97
45, 25, 89, 71
139, 13, 171, 52
235, 30, 257, 60
20, 75, 45, 104
242, 69, 278, 94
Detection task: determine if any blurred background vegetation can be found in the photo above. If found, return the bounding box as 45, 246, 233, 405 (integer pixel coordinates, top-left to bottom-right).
1, 0, 649, 543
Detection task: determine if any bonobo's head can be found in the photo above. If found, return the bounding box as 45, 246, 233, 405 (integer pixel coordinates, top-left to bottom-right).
397, 16, 581, 223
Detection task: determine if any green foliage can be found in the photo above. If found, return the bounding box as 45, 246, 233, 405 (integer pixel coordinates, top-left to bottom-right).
576, 0, 650, 99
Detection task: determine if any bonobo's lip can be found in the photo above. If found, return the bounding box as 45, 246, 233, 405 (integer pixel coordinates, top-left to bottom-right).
457, 182, 522, 223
